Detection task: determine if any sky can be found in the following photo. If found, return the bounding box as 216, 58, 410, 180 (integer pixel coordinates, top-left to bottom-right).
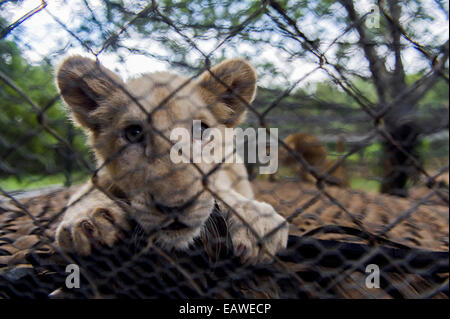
2, 0, 449, 88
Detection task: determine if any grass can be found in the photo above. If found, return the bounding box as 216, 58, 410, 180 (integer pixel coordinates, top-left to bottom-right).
0, 169, 381, 194
350, 177, 380, 193
0, 172, 89, 192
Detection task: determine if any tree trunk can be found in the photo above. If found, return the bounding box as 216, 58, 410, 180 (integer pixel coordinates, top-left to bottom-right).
380, 118, 420, 197
378, 0, 418, 197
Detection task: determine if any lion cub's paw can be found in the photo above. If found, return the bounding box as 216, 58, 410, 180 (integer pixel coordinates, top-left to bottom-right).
55, 204, 130, 256
229, 200, 288, 264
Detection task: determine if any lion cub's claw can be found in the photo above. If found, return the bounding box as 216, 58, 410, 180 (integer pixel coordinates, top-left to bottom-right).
56, 206, 130, 256
229, 201, 289, 264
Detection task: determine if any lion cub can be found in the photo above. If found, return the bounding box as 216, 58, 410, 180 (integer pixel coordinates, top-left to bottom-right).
55, 56, 288, 263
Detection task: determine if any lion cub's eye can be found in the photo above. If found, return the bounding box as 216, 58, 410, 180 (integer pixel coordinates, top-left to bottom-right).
124, 124, 144, 143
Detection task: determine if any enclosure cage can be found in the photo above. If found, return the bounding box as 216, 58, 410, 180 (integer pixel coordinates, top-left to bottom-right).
0, 0, 448, 299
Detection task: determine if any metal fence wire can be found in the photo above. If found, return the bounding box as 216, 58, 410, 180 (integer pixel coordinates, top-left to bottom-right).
0, 0, 448, 299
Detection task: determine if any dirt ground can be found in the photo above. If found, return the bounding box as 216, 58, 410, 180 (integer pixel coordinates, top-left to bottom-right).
0, 179, 448, 267
253, 179, 449, 251
0, 181, 448, 298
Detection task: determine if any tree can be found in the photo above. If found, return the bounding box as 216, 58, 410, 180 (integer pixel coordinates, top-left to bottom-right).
336, 0, 448, 196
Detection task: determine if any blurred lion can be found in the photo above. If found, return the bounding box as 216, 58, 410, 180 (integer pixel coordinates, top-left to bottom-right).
277, 133, 349, 187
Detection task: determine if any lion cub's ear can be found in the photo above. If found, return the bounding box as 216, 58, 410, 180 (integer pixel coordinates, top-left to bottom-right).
197, 59, 256, 127
56, 56, 124, 131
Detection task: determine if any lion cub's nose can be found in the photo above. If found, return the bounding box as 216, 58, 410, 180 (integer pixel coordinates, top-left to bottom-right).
154, 201, 180, 215
152, 195, 197, 216
151, 191, 201, 217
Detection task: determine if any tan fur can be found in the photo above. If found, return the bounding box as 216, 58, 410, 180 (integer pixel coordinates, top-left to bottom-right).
278, 133, 349, 187
55, 56, 288, 263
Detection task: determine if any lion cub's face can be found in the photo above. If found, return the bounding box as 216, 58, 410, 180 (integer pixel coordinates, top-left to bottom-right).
57, 56, 256, 249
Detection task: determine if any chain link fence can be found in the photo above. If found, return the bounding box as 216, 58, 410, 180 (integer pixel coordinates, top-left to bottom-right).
0, 0, 448, 299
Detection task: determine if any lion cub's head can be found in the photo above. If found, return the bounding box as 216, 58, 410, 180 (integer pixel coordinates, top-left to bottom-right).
56, 56, 256, 249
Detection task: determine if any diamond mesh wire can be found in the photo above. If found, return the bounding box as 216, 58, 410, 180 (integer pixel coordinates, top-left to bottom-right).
0, 0, 448, 299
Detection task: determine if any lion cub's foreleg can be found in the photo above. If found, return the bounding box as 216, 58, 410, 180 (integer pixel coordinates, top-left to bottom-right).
56, 168, 289, 263
212, 165, 289, 263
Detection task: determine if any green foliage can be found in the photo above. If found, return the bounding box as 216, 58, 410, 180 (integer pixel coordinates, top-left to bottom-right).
0, 172, 89, 191
417, 77, 449, 106
0, 38, 92, 180
350, 177, 380, 192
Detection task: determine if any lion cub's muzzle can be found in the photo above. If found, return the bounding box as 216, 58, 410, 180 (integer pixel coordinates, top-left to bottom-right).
151, 193, 203, 230
161, 219, 190, 231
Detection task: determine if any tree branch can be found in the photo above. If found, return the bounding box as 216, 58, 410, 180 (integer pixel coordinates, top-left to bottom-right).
339, 0, 389, 105
378, 0, 449, 83
386, 0, 406, 94
402, 40, 449, 107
